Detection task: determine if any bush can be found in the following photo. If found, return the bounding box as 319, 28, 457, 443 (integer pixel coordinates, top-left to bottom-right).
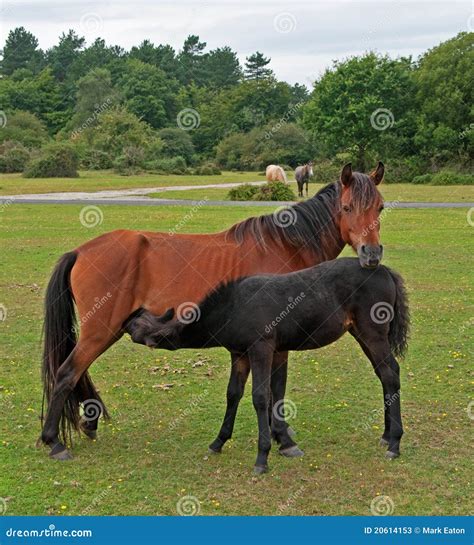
113, 146, 145, 175
80, 149, 113, 170
23, 143, 79, 178
412, 171, 473, 185
194, 162, 221, 175
0, 111, 49, 149
0, 141, 30, 172
383, 157, 425, 183
145, 156, 187, 175
228, 181, 296, 201
157, 128, 194, 164
311, 160, 340, 185
228, 183, 260, 201
253, 181, 296, 201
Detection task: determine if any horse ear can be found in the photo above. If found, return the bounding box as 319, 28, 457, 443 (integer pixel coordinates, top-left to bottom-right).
371, 161, 384, 185
159, 307, 175, 322
340, 163, 353, 186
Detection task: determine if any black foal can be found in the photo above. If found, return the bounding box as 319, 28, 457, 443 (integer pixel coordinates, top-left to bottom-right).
125, 257, 409, 474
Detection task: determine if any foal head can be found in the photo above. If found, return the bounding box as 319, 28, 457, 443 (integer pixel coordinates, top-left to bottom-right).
338, 162, 385, 268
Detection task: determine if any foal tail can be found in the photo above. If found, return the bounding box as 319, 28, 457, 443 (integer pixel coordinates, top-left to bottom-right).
42, 251, 108, 445
387, 268, 410, 358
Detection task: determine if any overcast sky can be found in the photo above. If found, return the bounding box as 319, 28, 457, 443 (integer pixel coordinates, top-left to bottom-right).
1, 0, 471, 84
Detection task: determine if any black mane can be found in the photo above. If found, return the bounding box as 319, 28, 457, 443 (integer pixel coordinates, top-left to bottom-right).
226, 173, 380, 258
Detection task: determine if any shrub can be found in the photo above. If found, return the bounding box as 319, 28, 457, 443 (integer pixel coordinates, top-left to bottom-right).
80, 149, 113, 170
0, 111, 49, 149
23, 143, 79, 178
195, 162, 221, 175
253, 181, 296, 201
0, 141, 30, 172
383, 157, 425, 183
412, 171, 473, 185
113, 146, 145, 175
311, 160, 340, 185
228, 184, 260, 201
157, 128, 194, 164
145, 156, 187, 175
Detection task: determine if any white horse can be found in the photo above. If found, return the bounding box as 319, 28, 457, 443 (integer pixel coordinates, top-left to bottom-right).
266, 164, 287, 183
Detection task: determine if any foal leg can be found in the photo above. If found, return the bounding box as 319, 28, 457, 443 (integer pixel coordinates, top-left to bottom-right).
269, 352, 303, 457
249, 342, 274, 474
208, 352, 250, 453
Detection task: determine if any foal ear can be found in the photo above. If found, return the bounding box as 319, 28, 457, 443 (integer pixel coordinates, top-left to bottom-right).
340, 163, 353, 186
159, 307, 175, 322
371, 161, 384, 185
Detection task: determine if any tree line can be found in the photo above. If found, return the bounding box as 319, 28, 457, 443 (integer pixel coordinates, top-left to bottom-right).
0, 27, 472, 182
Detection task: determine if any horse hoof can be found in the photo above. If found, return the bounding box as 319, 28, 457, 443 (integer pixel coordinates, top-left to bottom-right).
82, 428, 97, 440
49, 446, 73, 461
287, 427, 296, 438
379, 438, 389, 447
208, 447, 221, 455
385, 451, 400, 460
253, 465, 268, 475
279, 445, 304, 458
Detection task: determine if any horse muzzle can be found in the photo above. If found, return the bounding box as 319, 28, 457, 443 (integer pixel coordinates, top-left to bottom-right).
357, 244, 383, 268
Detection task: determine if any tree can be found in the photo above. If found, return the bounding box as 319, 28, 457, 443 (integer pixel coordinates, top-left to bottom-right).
119, 59, 179, 128
244, 52, 273, 81
1, 27, 44, 76
177, 35, 208, 85
158, 128, 194, 164
203, 47, 242, 88
0, 110, 48, 148
302, 53, 417, 170
414, 32, 474, 163
47, 30, 85, 81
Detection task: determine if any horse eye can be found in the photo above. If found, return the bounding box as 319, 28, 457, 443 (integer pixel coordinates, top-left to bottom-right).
342, 205, 351, 213
379, 205, 384, 212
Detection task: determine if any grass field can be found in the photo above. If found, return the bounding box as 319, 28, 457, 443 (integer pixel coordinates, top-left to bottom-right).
0, 200, 472, 516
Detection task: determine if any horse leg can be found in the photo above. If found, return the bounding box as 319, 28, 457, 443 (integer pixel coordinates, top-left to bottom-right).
358, 335, 403, 458
40, 334, 117, 459
305, 182, 309, 196
208, 352, 250, 453
269, 352, 303, 457
350, 332, 391, 445
248, 342, 274, 474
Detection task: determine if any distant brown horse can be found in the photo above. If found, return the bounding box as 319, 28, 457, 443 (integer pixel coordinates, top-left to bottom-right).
266, 164, 287, 183
295, 161, 314, 197
39, 162, 385, 460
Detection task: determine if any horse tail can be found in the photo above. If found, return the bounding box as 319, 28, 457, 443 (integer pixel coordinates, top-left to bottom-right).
387, 268, 410, 358
41, 251, 109, 445
280, 167, 287, 183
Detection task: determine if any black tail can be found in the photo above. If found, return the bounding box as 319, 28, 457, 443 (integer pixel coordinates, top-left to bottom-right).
42, 251, 108, 446
387, 268, 410, 358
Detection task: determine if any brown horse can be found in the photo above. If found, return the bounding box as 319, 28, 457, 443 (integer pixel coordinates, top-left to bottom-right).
39, 162, 385, 460
295, 161, 314, 197
266, 164, 287, 183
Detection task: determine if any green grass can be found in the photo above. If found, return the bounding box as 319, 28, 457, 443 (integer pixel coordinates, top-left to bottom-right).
0, 203, 472, 516
149, 182, 474, 203
0, 170, 262, 195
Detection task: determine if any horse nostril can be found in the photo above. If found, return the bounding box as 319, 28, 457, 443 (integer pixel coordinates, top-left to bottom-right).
361, 245, 366, 254
379, 244, 383, 252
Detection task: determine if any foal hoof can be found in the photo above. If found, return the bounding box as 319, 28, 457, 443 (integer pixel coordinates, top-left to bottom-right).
49, 445, 73, 461
385, 451, 400, 460
279, 445, 304, 458
253, 465, 268, 475
379, 438, 390, 447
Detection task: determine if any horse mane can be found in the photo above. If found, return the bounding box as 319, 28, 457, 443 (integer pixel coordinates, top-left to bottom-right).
226, 173, 380, 258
